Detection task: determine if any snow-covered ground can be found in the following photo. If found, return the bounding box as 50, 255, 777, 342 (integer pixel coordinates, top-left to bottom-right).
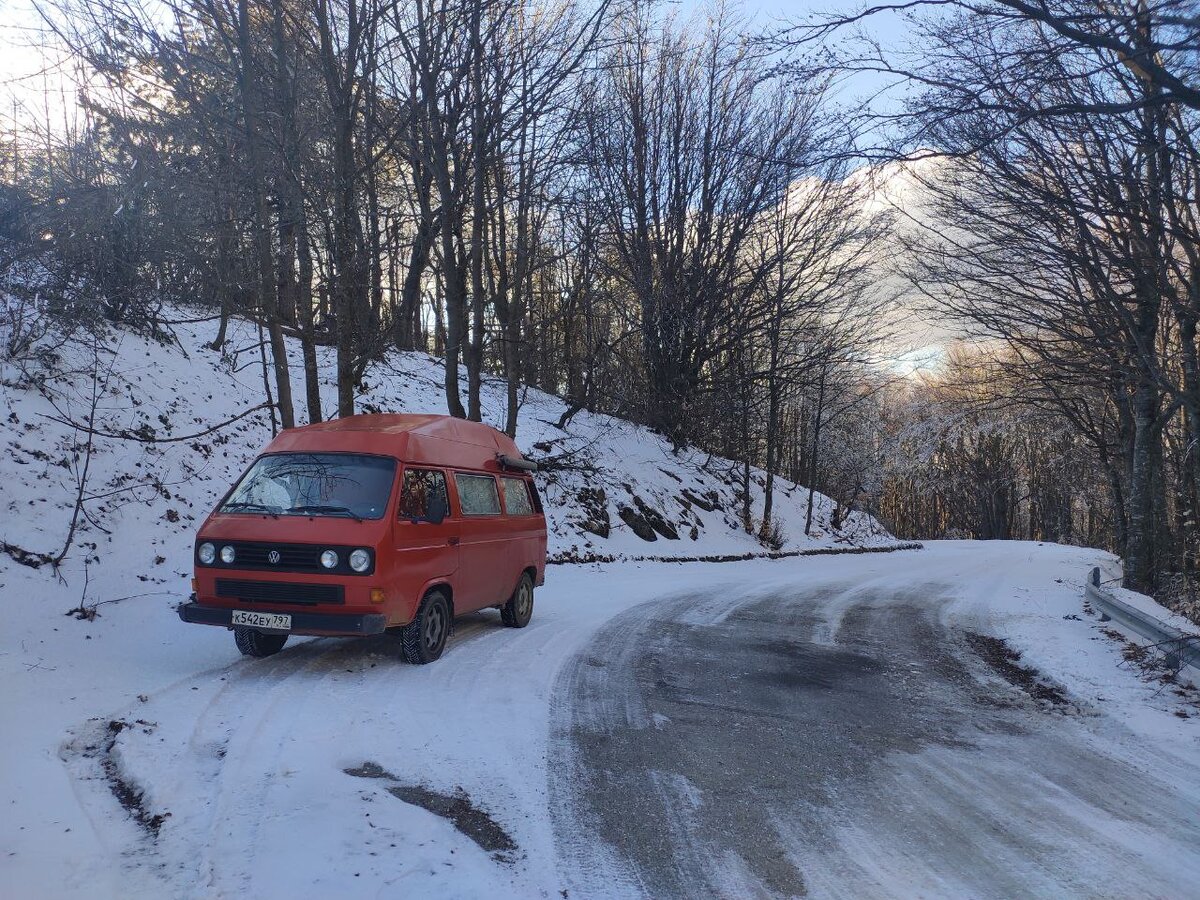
2, 540, 1197, 898
3, 313, 1198, 897
0, 308, 875, 893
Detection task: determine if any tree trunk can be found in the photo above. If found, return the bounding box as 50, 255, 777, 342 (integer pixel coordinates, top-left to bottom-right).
237, 0, 294, 428
296, 211, 322, 423
804, 363, 827, 536
210, 195, 235, 350
759, 329, 781, 539
1125, 375, 1160, 592
441, 227, 469, 418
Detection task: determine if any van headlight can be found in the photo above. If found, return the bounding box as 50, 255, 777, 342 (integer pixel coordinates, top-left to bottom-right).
320, 549, 339, 569
349, 548, 371, 573
220, 545, 236, 564
198, 542, 216, 565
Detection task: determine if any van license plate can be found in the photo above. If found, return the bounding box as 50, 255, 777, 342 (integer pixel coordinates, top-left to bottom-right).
231, 610, 291, 630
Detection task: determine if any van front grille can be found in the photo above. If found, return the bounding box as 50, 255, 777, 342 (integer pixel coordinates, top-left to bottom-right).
216, 579, 345, 606
228, 542, 324, 572
197, 540, 374, 575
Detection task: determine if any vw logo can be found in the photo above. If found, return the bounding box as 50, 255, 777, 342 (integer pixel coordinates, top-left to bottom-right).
267, 550, 281, 565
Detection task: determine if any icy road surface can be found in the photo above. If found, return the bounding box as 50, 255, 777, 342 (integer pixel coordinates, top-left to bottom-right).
5, 542, 1200, 898
551, 584, 1200, 897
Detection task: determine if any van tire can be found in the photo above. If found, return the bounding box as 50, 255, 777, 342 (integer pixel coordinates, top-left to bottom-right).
400, 590, 451, 664
500, 574, 534, 628
234, 627, 288, 658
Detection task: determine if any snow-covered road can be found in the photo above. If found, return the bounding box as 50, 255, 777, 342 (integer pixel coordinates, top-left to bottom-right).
6, 542, 1200, 898
551, 575, 1200, 897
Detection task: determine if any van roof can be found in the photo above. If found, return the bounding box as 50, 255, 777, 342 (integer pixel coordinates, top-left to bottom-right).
261, 413, 530, 473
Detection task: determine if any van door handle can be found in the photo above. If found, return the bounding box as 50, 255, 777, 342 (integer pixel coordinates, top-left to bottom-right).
447, 537, 460, 546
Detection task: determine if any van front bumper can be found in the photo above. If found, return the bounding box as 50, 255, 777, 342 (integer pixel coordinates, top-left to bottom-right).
178, 601, 388, 636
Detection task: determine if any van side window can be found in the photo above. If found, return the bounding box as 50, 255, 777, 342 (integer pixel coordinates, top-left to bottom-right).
454, 473, 501, 516
501, 477, 534, 516
399, 468, 448, 520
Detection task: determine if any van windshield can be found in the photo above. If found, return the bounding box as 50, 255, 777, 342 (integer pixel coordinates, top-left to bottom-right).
220, 453, 396, 521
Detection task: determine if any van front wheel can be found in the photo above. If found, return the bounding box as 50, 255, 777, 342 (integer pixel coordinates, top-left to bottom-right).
234, 627, 288, 658
500, 574, 534, 628
400, 590, 451, 664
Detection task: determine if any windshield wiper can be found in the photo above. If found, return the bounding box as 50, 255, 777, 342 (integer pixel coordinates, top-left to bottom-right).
290, 504, 364, 522
222, 501, 279, 517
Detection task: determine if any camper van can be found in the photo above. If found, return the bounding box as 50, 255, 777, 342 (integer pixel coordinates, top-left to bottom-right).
177, 414, 547, 664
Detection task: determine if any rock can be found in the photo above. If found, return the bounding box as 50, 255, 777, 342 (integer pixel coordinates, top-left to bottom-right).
618, 505, 657, 541
576, 487, 610, 538
633, 495, 679, 540
681, 488, 721, 513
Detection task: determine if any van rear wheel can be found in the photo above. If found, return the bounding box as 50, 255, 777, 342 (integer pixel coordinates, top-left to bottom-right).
400, 590, 451, 664
234, 627, 288, 658
500, 574, 534, 628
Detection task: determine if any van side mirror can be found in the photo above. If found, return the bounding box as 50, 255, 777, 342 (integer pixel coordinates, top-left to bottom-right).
426, 493, 447, 525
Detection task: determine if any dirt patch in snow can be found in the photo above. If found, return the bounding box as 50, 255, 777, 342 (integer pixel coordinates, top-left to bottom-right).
103, 720, 171, 836
965, 632, 1071, 708
64, 718, 171, 838
345, 761, 517, 859
0, 540, 54, 569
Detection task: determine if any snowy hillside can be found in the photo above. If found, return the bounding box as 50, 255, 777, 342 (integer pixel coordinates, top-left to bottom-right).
0, 309, 893, 607
851, 155, 963, 376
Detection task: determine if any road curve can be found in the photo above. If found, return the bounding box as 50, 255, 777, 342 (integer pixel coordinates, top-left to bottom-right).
548, 580, 1200, 899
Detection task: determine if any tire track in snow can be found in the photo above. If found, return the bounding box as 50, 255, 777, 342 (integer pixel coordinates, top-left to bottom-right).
59, 597, 616, 899
187, 619, 518, 895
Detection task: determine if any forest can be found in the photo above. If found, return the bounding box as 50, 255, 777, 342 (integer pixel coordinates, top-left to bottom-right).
1, 0, 1198, 606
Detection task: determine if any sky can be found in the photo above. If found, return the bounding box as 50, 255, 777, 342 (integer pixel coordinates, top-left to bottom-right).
1, 0, 69, 129
0, 0, 917, 120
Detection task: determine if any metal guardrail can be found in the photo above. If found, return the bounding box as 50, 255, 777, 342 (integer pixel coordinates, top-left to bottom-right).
1087, 567, 1200, 675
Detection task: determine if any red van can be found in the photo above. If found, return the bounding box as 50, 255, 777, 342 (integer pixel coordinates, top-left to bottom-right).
177, 414, 547, 664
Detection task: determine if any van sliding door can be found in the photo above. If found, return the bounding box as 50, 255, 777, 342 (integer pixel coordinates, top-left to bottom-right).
451, 472, 509, 612
394, 468, 459, 618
